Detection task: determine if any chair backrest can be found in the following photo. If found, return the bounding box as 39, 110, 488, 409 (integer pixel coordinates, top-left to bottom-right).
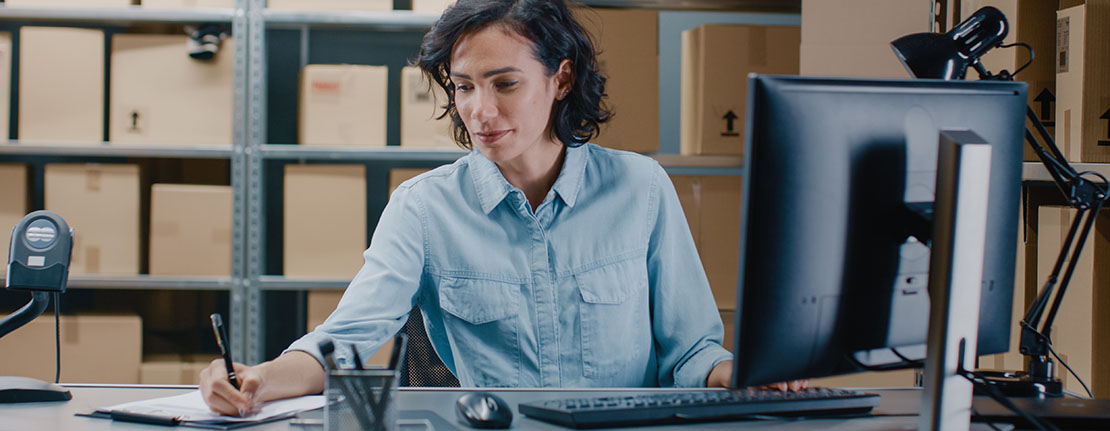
399, 305, 459, 387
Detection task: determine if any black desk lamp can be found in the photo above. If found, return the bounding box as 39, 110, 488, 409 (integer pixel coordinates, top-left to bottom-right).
0, 211, 74, 403
892, 6, 1109, 399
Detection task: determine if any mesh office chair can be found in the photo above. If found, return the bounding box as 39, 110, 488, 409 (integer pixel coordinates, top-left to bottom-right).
399, 305, 460, 387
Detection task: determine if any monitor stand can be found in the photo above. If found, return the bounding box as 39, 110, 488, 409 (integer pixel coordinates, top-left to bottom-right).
918, 131, 993, 431
0, 376, 72, 403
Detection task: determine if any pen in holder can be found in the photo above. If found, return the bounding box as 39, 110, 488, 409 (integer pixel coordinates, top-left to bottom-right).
325, 368, 398, 431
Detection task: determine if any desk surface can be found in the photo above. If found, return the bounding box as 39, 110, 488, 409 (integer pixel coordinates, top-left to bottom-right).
2, 385, 1005, 430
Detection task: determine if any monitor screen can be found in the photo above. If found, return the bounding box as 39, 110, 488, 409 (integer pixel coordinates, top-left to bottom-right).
732, 75, 1027, 387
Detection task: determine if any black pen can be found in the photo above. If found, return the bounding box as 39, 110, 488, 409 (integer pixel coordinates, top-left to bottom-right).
210, 313, 240, 390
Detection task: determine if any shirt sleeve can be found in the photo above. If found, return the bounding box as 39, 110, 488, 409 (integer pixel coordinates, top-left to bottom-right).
646, 163, 734, 387
284, 184, 426, 370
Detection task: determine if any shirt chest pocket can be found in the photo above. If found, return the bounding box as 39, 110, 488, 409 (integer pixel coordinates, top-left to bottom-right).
437, 277, 522, 387
574, 257, 651, 380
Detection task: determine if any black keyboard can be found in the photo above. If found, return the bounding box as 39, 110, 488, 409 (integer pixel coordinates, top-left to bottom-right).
518, 388, 880, 429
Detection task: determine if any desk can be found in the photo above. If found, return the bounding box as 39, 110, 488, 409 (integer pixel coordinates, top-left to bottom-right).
2, 385, 1006, 430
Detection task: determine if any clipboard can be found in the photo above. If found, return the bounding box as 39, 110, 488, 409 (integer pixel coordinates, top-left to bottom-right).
77, 390, 325, 429
77, 410, 304, 430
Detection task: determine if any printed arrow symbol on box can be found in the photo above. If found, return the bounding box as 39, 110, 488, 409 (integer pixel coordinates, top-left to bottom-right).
1101, 108, 1110, 140
721, 110, 740, 137
1034, 89, 1055, 123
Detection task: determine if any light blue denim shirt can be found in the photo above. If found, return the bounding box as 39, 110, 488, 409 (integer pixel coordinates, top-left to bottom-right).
287, 143, 733, 388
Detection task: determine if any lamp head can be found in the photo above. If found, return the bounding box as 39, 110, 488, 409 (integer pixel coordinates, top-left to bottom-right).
891, 6, 1008, 80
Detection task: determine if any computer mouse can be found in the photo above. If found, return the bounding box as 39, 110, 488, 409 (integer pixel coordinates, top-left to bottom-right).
455, 391, 513, 429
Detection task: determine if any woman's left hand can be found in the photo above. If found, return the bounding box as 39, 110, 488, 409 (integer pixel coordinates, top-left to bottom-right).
706, 360, 809, 392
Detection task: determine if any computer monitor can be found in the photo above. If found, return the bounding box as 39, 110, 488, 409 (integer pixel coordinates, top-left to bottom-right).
732, 75, 1027, 387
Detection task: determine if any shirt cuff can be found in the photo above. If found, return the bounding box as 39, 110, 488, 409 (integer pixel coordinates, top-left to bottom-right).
675, 345, 734, 388
284, 331, 355, 371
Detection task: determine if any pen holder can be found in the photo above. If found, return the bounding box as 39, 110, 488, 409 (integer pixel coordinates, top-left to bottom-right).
325, 368, 399, 431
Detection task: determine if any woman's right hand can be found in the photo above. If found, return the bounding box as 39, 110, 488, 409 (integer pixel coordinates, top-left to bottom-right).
199, 360, 263, 417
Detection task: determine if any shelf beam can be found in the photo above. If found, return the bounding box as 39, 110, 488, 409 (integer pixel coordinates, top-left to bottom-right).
0, 141, 234, 159
262, 9, 436, 30
580, 0, 799, 12
0, 6, 235, 23
0, 275, 234, 290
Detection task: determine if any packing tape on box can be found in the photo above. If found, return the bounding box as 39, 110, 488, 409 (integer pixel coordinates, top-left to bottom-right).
86, 169, 102, 192
86, 246, 100, 273
62, 317, 79, 344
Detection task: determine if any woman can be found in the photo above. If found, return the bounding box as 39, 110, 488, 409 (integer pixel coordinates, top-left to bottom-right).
200, 0, 748, 416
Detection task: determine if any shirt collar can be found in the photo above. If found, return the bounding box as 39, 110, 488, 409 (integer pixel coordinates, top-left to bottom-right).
466, 144, 588, 214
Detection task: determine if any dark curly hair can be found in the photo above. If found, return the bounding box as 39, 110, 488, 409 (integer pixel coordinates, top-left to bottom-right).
415, 0, 612, 149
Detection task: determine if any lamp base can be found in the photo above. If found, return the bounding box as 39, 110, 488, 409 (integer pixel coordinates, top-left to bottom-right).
974, 370, 1063, 398
0, 376, 72, 403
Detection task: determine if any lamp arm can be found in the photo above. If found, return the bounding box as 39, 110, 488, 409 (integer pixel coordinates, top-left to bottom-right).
1025, 106, 1077, 178
1039, 198, 1104, 339
0, 291, 51, 339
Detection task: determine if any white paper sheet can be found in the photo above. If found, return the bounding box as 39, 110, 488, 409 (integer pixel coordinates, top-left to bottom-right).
99, 390, 325, 424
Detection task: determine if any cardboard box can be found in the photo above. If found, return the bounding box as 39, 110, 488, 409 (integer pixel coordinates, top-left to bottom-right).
1056, 2, 1110, 162
0, 163, 27, 276
140, 354, 219, 385
957, 1, 1058, 162
0, 32, 10, 141
44, 163, 140, 275
141, 0, 235, 8
266, 0, 390, 12
18, 27, 104, 144
412, 0, 453, 14
149, 184, 233, 276
671, 175, 742, 310
800, 0, 932, 78
400, 67, 455, 148
284, 164, 367, 278
0, 314, 142, 384
307, 290, 394, 367
809, 369, 920, 389
300, 65, 388, 147
680, 24, 799, 156
389, 168, 429, 196
5, 0, 136, 6
578, 8, 659, 153
111, 34, 235, 147
1036, 206, 1110, 397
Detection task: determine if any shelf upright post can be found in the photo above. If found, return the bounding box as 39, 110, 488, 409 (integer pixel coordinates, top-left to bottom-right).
245, 0, 270, 365
230, 0, 253, 365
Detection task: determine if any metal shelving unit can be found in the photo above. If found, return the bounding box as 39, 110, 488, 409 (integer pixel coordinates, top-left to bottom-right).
0, 1, 251, 361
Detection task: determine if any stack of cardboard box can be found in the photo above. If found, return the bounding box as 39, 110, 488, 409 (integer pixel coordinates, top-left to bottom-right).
19, 27, 105, 144
0, 315, 142, 384
284, 164, 367, 279
44, 164, 140, 276
680, 24, 799, 156
111, 34, 235, 147
0, 164, 27, 276
577, 8, 659, 153
799, 0, 932, 78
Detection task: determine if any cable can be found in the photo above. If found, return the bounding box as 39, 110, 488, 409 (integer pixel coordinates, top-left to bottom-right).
959, 368, 1060, 431
53, 292, 61, 384
971, 407, 1007, 431
890, 347, 924, 367
1045, 342, 1093, 399
998, 42, 1033, 78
